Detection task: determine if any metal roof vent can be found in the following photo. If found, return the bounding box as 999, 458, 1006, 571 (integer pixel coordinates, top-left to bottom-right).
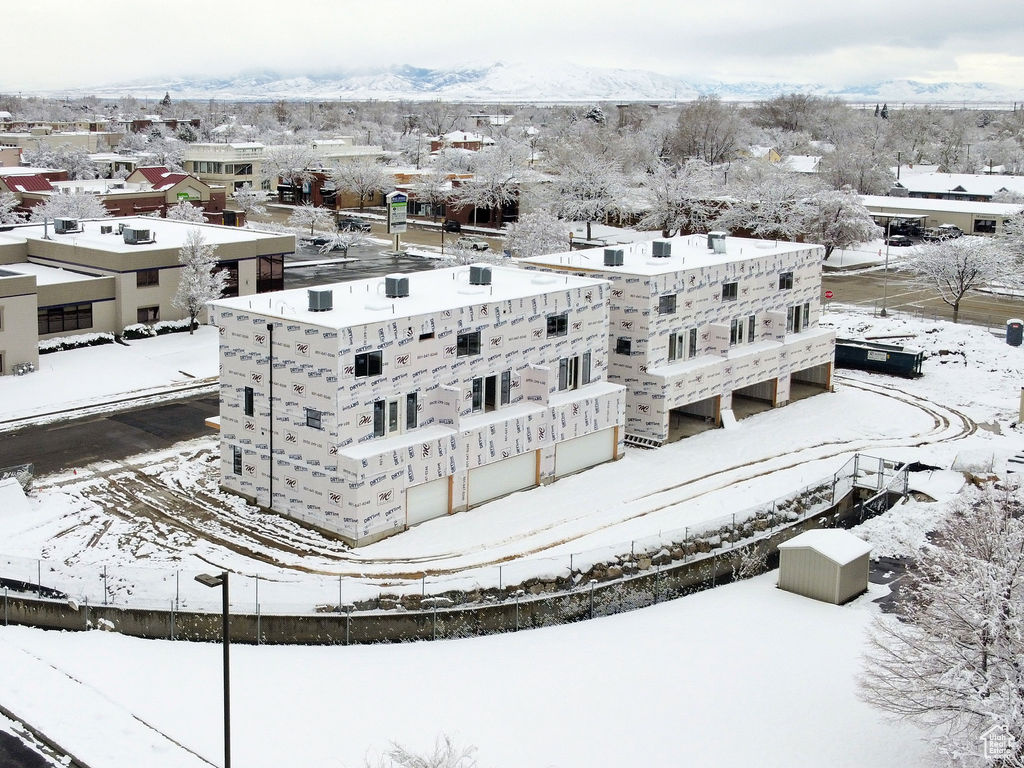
385, 274, 409, 298
603, 248, 624, 267
53, 217, 80, 234
708, 231, 727, 253
651, 239, 672, 258
308, 288, 333, 312
469, 264, 492, 285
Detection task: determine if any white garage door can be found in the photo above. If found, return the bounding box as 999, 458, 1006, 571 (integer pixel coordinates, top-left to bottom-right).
406, 476, 450, 527
555, 428, 616, 478
468, 451, 537, 507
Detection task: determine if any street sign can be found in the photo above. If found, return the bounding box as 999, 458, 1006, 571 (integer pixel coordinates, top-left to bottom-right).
824, 290, 834, 299
386, 191, 407, 234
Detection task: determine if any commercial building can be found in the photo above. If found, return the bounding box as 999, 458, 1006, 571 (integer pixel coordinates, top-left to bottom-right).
210, 265, 626, 546
520, 233, 835, 446
861, 194, 1023, 236
0, 217, 293, 374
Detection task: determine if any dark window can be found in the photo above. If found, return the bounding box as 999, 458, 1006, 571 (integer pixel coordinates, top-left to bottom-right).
582, 352, 592, 384
373, 400, 385, 437
305, 408, 322, 430
730, 318, 743, 346
471, 377, 484, 411
232, 446, 242, 476
136, 268, 159, 287
419, 332, 434, 341
558, 358, 569, 391
457, 331, 481, 357
748, 314, 756, 342
406, 392, 418, 430
688, 328, 697, 358
546, 312, 568, 337
500, 370, 511, 405
37, 302, 93, 335
722, 282, 738, 301
658, 294, 676, 314
615, 337, 631, 355
974, 218, 996, 234
137, 306, 159, 324
257, 254, 284, 293
802, 302, 810, 329
778, 272, 793, 290
216, 261, 239, 298
244, 386, 254, 417
354, 351, 383, 378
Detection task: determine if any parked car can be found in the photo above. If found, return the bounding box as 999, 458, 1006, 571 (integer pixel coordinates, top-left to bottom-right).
885, 234, 913, 247
442, 219, 462, 232
921, 224, 963, 242
937, 223, 963, 238
456, 236, 490, 251
336, 217, 371, 232
890, 221, 922, 237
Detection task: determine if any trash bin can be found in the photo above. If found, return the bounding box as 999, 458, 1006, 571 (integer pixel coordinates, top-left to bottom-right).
1007, 319, 1023, 347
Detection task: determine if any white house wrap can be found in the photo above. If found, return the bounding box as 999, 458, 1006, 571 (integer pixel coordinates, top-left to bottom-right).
210, 265, 625, 546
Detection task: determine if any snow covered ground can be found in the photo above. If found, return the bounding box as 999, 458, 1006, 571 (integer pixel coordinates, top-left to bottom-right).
2, 304, 1023, 766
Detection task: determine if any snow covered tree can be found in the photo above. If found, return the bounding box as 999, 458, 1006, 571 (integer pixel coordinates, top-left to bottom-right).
450, 138, 527, 228
29, 191, 109, 222
551, 153, 624, 241
638, 159, 718, 237
22, 143, 97, 180
800, 187, 882, 260
413, 170, 452, 222
0, 191, 25, 224
172, 228, 227, 334
330, 157, 390, 211
232, 183, 267, 219
165, 200, 206, 223
712, 160, 820, 241
999, 213, 1024, 264
287, 203, 334, 235
907, 237, 1006, 323
317, 230, 370, 255
860, 482, 1024, 767
262, 145, 316, 201
669, 95, 750, 165
370, 735, 477, 768
116, 131, 149, 154
504, 210, 570, 258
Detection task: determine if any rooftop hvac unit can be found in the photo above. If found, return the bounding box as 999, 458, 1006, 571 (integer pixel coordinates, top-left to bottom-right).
53, 217, 79, 234
469, 265, 492, 285
100, 225, 113, 234
122, 227, 152, 245
603, 248, 624, 267
117, 222, 125, 234
385, 275, 409, 298
308, 288, 333, 312
707, 231, 727, 253
651, 240, 672, 258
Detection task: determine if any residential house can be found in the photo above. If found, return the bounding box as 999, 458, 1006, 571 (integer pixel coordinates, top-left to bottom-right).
209, 265, 626, 546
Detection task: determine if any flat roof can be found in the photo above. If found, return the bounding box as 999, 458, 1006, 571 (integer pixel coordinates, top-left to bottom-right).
0, 261, 99, 286
861, 194, 1024, 217
6, 218, 293, 253
519, 233, 820, 276
211, 265, 609, 328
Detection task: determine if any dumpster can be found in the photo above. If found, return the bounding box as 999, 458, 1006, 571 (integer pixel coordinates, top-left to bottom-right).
1007, 319, 1023, 347
835, 338, 924, 378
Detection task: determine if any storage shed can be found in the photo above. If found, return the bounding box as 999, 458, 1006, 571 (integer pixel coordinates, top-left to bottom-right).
777, 529, 872, 605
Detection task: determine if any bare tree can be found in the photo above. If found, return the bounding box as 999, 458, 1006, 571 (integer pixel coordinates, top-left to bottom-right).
330, 157, 391, 211
801, 187, 882, 260
172, 229, 227, 334
369, 735, 477, 768
413, 169, 452, 222
669, 95, 750, 165
29, 191, 109, 222
287, 203, 334, 235
638, 159, 718, 237
907, 237, 1006, 323
860, 482, 1024, 767
165, 200, 206, 223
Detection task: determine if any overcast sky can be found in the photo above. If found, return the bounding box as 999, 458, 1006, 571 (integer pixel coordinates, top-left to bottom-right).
5, 0, 1023, 92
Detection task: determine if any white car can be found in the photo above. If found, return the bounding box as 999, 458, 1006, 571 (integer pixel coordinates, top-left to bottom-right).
455, 236, 490, 251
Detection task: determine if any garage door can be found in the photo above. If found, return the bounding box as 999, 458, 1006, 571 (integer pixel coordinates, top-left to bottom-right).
555, 428, 616, 478
468, 451, 537, 507
406, 476, 450, 527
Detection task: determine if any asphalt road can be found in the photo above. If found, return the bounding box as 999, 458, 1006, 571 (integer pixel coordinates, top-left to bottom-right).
0, 396, 219, 476
0, 731, 54, 768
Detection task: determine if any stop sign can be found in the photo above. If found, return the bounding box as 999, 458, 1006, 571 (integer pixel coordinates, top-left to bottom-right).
824, 290, 834, 299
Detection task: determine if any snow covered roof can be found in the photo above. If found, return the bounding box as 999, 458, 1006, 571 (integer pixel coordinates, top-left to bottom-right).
860, 194, 1024, 217
0, 166, 61, 177
134, 166, 189, 189
1, 173, 53, 193
778, 529, 871, 566
211, 265, 608, 329
520, 233, 821, 276
0, 261, 99, 286
780, 155, 820, 173
892, 171, 1024, 198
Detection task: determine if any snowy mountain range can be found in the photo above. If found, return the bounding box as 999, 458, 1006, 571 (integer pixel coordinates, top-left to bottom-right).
58, 61, 1020, 104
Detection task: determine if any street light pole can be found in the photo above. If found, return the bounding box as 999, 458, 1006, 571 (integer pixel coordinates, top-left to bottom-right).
196, 572, 231, 768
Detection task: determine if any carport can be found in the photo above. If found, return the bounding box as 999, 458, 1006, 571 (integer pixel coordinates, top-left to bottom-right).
731, 379, 777, 420
667, 395, 720, 442
790, 362, 832, 403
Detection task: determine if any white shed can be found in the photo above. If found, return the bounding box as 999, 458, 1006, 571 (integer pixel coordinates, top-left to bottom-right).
777, 529, 872, 605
